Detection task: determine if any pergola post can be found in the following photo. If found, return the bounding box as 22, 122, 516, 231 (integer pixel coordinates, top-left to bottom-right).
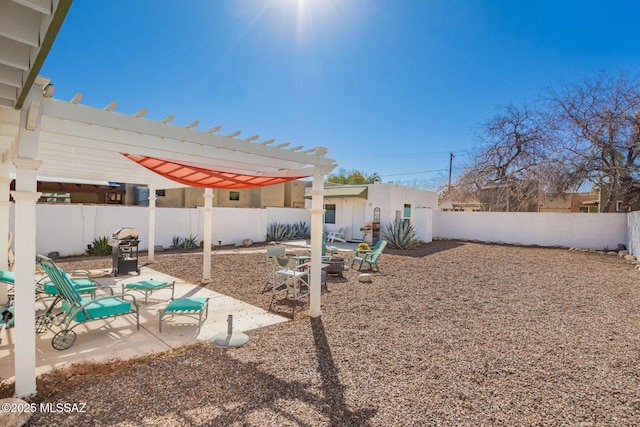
147, 185, 156, 263
202, 188, 214, 284
309, 150, 327, 317
0, 163, 11, 306
12, 90, 44, 397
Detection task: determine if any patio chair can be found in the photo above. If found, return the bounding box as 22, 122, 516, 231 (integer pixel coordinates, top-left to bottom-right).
326, 227, 346, 243
263, 246, 287, 293
268, 255, 310, 314
35, 254, 140, 351
305, 239, 336, 262
38, 268, 113, 299
351, 240, 387, 272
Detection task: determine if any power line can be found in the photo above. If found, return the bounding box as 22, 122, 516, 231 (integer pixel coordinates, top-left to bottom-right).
381, 168, 449, 177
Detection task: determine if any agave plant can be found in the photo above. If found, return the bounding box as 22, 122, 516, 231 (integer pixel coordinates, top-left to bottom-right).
85, 236, 112, 256
295, 221, 311, 238
382, 219, 421, 249
267, 223, 288, 241
267, 222, 310, 241
170, 236, 183, 249
181, 234, 198, 249
170, 234, 199, 249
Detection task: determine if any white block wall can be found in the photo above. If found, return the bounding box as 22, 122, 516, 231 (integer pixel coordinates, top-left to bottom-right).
435, 211, 628, 250
10, 204, 312, 257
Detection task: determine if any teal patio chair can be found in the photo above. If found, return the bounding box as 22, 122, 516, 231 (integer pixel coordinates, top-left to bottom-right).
351, 240, 387, 272
36, 255, 140, 351
306, 239, 336, 262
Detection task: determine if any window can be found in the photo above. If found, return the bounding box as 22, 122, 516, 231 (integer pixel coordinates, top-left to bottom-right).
155, 189, 165, 197
403, 204, 411, 224
39, 192, 70, 203
578, 206, 599, 213
616, 201, 624, 212
229, 191, 240, 201
324, 204, 336, 224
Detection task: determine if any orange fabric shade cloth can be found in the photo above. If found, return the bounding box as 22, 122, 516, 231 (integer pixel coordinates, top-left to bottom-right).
122, 153, 310, 189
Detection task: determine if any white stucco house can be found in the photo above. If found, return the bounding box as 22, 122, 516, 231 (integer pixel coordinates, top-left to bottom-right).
305, 183, 438, 244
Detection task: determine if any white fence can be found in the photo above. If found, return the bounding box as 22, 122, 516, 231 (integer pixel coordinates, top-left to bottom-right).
627, 211, 640, 256
10, 203, 636, 257
10, 204, 311, 257
434, 211, 628, 250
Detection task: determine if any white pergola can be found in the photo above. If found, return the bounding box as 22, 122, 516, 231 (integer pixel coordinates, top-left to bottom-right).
0, 0, 337, 397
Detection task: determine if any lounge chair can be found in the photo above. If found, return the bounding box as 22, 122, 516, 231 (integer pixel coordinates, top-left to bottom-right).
36, 254, 140, 350
351, 240, 387, 272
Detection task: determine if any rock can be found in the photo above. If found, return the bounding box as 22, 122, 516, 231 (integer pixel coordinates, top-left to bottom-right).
596, 251, 606, 254
607, 251, 618, 256
624, 254, 636, 261
242, 239, 253, 247
47, 251, 60, 259
0, 398, 34, 427
358, 274, 373, 283
154, 245, 164, 252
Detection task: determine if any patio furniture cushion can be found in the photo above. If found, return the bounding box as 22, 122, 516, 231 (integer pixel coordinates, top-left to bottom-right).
165, 297, 208, 312
123, 279, 175, 304
62, 296, 134, 322
43, 278, 96, 295
159, 297, 209, 333
0, 271, 15, 284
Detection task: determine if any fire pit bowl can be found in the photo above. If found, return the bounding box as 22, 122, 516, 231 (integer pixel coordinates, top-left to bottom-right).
325, 257, 346, 277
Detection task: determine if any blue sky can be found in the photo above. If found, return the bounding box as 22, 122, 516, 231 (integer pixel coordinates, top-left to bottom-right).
41, 0, 640, 190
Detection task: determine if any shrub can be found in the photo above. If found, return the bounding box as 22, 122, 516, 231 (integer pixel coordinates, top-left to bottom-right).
199, 240, 215, 250
382, 219, 421, 249
86, 236, 112, 256
170, 234, 199, 250
266, 222, 311, 241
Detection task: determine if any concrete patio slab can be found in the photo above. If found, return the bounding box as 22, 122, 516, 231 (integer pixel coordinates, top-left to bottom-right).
0, 266, 288, 382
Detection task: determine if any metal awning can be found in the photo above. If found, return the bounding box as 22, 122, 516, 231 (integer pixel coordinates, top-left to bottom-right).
305, 186, 368, 199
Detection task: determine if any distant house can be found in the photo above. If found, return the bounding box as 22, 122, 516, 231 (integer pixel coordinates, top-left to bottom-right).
125, 180, 311, 209
11, 179, 126, 204
304, 183, 438, 243
32, 179, 312, 209
438, 188, 483, 212
538, 192, 600, 213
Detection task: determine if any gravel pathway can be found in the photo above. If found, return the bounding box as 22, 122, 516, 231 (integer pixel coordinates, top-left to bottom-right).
2, 240, 640, 426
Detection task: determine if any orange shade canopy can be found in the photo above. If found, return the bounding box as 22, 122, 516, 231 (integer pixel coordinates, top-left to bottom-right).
122, 153, 310, 189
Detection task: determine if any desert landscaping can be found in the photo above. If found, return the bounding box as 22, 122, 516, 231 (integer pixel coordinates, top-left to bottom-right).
2, 240, 640, 426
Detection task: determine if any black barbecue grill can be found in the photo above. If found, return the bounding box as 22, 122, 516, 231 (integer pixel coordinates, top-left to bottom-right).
108, 227, 140, 276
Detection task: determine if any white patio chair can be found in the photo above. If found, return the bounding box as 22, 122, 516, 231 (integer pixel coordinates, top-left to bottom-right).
326, 227, 346, 243
263, 247, 287, 293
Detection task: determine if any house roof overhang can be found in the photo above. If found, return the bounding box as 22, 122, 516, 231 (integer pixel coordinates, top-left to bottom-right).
305, 186, 368, 199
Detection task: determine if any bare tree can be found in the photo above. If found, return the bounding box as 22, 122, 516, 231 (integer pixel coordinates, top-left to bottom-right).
457, 70, 640, 212
543, 71, 640, 211
457, 103, 551, 211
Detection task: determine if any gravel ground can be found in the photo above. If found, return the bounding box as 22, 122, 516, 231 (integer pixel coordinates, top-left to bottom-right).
2, 240, 640, 426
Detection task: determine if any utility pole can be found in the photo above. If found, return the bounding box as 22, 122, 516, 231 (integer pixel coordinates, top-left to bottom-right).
448, 152, 455, 189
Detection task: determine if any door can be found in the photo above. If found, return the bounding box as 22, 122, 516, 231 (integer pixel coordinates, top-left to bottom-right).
351, 202, 366, 241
